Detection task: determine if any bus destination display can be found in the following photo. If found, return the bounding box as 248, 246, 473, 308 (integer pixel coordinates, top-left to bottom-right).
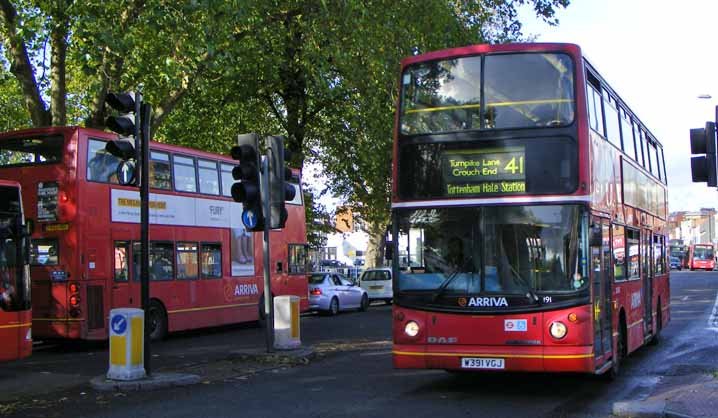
442, 147, 526, 196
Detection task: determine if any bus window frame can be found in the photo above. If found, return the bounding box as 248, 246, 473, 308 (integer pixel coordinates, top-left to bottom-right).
114, 241, 130, 282
30, 238, 60, 266
172, 153, 199, 194
175, 241, 199, 280
149, 150, 172, 190
200, 242, 223, 279
197, 159, 221, 196
288, 243, 309, 275
86, 138, 121, 185
625, 227, 641, 282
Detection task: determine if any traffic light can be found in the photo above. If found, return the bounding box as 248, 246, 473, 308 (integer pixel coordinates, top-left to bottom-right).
104, 92, 143, 186
231, 133, 264, 231
105, 92, 139, 158
690, 121, 717, 187
267, 136, 296, 229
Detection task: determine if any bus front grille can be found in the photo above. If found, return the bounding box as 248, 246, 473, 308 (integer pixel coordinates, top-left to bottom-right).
86, 285, 104, 330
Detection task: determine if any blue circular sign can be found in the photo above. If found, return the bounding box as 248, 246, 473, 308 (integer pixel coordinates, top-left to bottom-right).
116, 160, 136, 186
111, 314, 128, 335
242, 209, 258, 229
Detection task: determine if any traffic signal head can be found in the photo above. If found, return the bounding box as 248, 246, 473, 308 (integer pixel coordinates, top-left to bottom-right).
105, 92, 139, 137
267, 136, 296, 229
231, 133, 264, 231
690, 122, 717, 187
105, 139, 136, 160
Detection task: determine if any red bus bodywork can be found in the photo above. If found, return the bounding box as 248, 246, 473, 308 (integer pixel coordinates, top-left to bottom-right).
0, 180, 32, 361
0, 127, 309, 340
688, 244, 714, 271
391, 43, 670, 375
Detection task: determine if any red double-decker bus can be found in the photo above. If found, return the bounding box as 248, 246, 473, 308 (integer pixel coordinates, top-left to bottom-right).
0, 180, 32, 361
390, 43, 669, 377
687, 244, 714, 271
0, 126, 309, 341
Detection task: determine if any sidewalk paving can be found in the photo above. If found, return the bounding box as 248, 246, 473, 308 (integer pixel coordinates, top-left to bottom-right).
613, 369, 718, 418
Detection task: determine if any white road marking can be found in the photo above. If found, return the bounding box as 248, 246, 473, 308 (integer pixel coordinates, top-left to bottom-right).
708, 291, 718, 331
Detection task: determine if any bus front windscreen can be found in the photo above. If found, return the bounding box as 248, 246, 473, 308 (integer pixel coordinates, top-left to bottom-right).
396, 205, 588, 310
694, 246, 714, 261
400, 52, 575, 135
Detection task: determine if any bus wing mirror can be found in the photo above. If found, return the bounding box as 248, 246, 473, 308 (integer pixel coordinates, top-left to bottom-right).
385, 241, 394, 261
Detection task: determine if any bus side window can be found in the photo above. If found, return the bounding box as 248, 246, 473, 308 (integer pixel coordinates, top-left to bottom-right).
612, 224, 625, 282
150, 242, 174, 281
114, 242, 129, 282
201, 243, 222, 279
198, 159, 220, 195
173, 155, 197, 193
150, 151, 172, 190
87, 139, 120, 184
176, 242, 199, 280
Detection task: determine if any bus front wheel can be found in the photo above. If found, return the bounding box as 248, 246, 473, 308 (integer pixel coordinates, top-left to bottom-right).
147, 300, 168, 341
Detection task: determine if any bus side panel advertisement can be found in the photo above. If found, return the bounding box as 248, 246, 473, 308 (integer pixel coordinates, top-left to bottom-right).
110, 189, 254, 277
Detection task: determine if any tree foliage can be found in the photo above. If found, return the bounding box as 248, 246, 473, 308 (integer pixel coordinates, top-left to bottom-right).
0, 0, 570, 264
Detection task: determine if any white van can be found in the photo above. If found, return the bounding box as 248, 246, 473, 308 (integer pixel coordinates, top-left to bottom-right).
359, 268, 393, 304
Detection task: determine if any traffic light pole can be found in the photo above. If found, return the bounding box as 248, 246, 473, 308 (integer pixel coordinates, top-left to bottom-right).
262, 152, 275, 353
140, 101, 152, 375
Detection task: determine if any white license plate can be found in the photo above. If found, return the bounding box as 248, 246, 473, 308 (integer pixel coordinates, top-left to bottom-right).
461, 357, 505, 369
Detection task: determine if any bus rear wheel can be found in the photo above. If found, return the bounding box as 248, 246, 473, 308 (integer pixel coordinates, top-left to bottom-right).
147, 300, 168, 341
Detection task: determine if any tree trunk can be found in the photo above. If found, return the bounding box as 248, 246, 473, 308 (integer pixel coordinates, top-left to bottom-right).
364, 219, 388, 269
50, 5, 70, 127
0, 0, 50, 126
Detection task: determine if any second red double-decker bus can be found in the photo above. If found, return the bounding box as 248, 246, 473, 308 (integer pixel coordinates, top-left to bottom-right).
390, 43, 669, 377
687, 244, 714, 271
0, 126, 309, 341
0, 180, 32, 361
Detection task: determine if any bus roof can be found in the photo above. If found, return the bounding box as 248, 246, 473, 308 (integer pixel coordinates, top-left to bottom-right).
400, 42, 581, 68
0, 126, 237, 164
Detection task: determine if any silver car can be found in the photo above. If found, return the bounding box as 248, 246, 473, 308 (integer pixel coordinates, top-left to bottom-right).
308, 272, 369, 315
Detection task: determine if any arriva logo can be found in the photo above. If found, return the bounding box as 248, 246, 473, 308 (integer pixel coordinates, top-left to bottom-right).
235, 284, 259, 296
466, 297, 509, 307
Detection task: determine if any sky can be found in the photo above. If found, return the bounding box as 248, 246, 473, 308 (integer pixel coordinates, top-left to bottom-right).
519, 0, 718, 212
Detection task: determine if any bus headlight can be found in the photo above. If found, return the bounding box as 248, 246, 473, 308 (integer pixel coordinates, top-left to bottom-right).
404, 321, 420, 337
549, 321, 567, 339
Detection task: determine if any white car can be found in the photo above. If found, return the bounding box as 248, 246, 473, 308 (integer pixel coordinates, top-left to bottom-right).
308, 272, 369, 315
358, 268, 393, 304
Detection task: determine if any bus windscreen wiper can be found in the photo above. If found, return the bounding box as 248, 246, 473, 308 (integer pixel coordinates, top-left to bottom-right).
432, 257, 473, 302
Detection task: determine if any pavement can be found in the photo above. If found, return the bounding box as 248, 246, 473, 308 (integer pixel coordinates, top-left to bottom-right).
613, 368, 718, 418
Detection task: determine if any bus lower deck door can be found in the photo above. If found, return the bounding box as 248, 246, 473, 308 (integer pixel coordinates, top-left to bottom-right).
111, 239, 134, 309
591, 217, 612, 363
642, 229, 653, 337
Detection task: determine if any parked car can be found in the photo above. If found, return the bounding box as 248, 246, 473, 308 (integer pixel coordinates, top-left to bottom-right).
358, 267, 393, 304
308, 272, 369, 315
670, 257, 682, 270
